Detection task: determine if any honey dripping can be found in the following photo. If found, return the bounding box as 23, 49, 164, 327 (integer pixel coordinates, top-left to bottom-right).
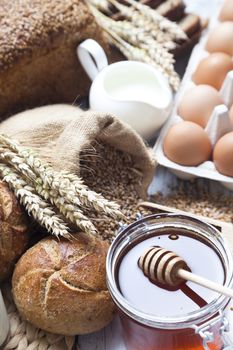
138, 234, 208, 308
169, 234, 208, 307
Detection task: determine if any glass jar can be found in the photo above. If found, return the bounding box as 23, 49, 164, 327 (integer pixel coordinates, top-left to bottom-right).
106, 214, 233, 350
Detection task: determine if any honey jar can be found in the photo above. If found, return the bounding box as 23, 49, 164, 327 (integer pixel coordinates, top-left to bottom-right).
106, 214, 233, 350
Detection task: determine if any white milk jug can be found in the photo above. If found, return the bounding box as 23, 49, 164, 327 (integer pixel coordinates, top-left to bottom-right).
77, 39, 173, 139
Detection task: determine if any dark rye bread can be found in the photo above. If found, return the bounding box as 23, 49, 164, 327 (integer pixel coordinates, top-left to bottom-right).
0, 0, 106, 118
150, 0, 207, 56
156, 0, 185, 21
111, 0, 206, 57
173, 13, 207, 57
12, 233, 115, 335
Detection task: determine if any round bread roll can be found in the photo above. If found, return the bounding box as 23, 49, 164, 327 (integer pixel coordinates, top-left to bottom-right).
12, 234, 115, 335
0, 181, 29, 281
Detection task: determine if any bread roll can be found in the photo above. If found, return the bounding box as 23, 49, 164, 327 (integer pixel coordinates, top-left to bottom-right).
0, 181, 29, 282
12, 234, 115, 335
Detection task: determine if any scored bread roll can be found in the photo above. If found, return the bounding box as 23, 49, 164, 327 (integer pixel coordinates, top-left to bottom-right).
0, 181, 29, 282
12, 233, 115, 335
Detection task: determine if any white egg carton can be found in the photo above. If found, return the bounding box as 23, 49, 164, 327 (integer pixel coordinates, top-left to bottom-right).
153, 0, 233, 190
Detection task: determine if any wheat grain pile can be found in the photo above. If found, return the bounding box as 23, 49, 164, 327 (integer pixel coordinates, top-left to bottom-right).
79, 141, 233, 243
80, 141, 150, 241
153, 182, 233, 223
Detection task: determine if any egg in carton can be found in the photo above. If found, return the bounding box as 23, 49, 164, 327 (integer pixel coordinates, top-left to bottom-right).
153, 0, 233, 190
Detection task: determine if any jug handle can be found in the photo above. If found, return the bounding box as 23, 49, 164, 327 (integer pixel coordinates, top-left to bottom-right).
77, 39, 108, 81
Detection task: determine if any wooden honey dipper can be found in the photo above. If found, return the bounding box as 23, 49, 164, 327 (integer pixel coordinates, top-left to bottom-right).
138, 246, 233, 298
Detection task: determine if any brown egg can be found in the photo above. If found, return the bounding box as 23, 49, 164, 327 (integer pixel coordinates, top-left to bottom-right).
219, 0, 233, 21
192, 53, 233, 90
163, 121, 212, 166
177, 85, 223, 127
206, 22, 233, 56
213, 132, 233, 177
229, 104, 233, 125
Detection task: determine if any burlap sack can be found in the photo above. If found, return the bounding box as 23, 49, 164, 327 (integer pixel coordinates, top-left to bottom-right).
0, 104, 155, 197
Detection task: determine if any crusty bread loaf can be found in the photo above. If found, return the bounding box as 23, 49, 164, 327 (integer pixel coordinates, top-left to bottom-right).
0, 181, 29, 282
12, 233, 115, 335
0, 0, 106, 118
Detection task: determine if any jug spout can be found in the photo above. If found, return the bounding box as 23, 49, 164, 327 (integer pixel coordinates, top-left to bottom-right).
77, 39, 108, 81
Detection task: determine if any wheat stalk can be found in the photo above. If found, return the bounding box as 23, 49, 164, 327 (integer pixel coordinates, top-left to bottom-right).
0, 135, 123, 217
34, 184, 98, 235
0, 147, 37, 181
107, 0, 183, 45
0, 145, 90, 230
0, 149, 95, 233
86, 0, 187, 91
0, 135, 52, 183
0, 135, 124, 236
87, 3, 181, 90
10, 136, 122, 216
104, 27, 180, 90
0, 164, 71, 239
59, 172, 125, 219
94, 10, 176, 54
52, 199, 97, 235
123, 0, 187, 41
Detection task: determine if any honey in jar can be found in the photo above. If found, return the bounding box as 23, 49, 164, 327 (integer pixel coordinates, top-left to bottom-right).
106, 214, 233, 350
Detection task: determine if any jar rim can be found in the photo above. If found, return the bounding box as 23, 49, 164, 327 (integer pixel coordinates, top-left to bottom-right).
106, 213, 233, 329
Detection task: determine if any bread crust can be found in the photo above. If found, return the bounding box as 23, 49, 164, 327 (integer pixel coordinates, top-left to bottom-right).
0, 0, 107, 117
0, 181, 29, 281
12, 233, 115, 335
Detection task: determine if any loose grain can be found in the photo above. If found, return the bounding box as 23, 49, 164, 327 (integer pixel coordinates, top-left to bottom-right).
152, 179, 233, 223
80, 142, 232, 242
80, 142, 150, 241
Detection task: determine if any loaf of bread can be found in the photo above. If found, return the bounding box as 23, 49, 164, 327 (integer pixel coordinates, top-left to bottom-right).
12, 233, 115, 335
156, 0, 185, 21
0, 181, 29, 282
0, 0, 106, 118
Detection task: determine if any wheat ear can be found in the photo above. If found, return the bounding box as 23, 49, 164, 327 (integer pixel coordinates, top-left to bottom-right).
88, 4, 180, 90
0, 164, 71, 239
107, 0, 179, 47
123, 0, 187, 41
0, 135, 124, 236
0, 150, 99, 236
59, 172, 125, 219
0, 135, 124, 219
104, 27, 180, 90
